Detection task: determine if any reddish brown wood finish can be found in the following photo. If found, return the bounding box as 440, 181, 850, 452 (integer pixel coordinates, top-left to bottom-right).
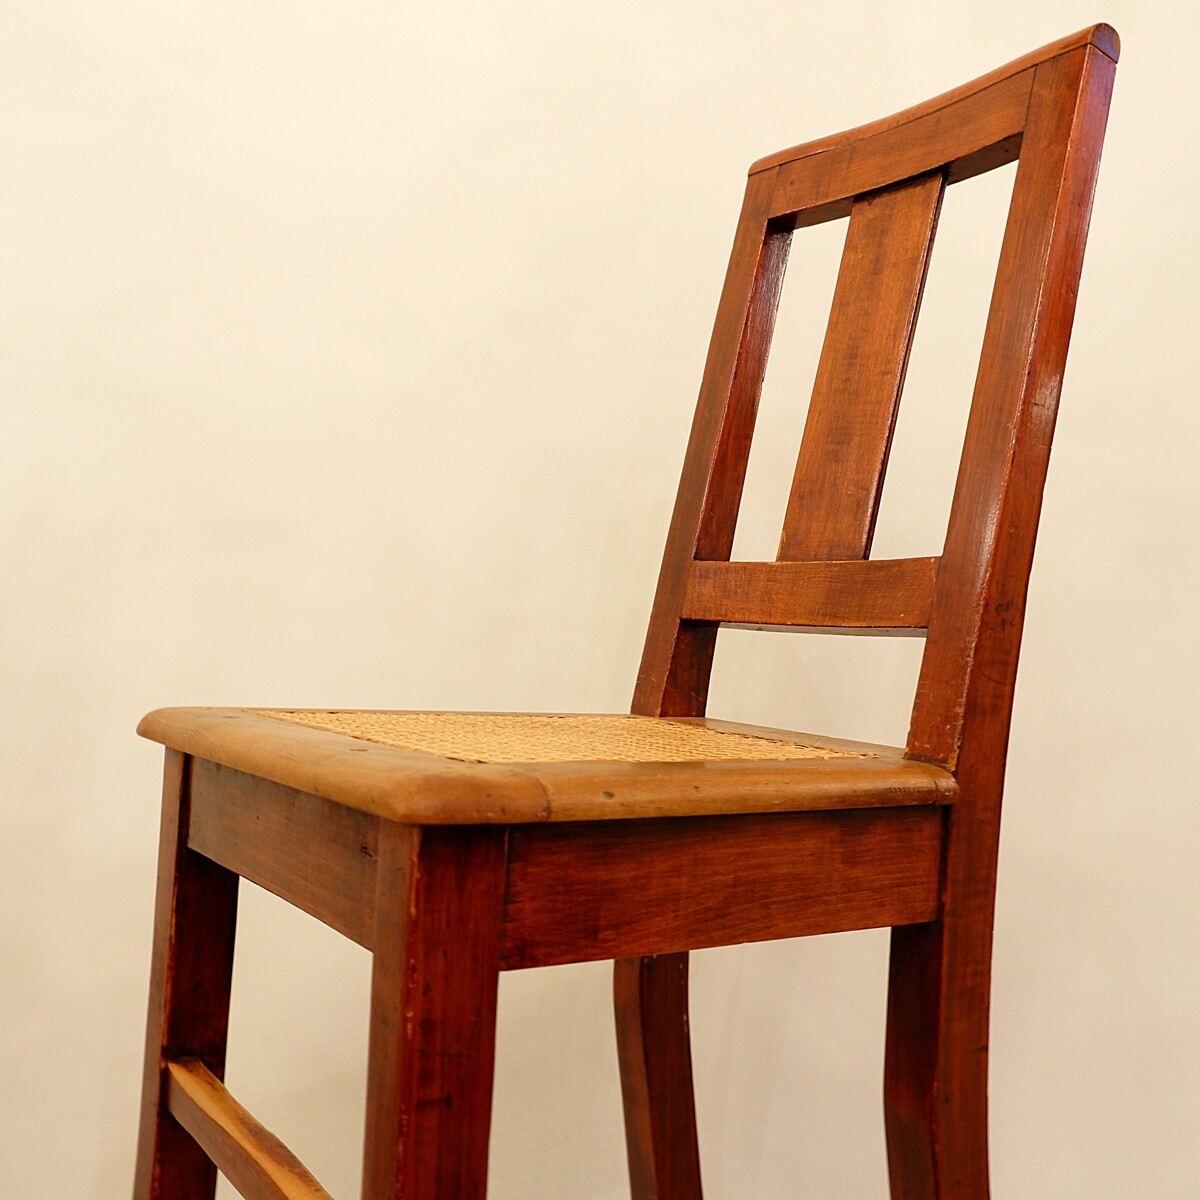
750, 23, 1117, 174
621, 27, 1116, 1200
502, 808, 941, 968
187, 760, 379, 949
684, 556, 938, 632
361, 823, 507, 1200
133, 752, 239, 1200
884, 44, 1118, 1200
130, 27, 1117, 1200
766, 70, 1031, 228
779, 173, 943, 561
614, 955, 703, 1200
633, 168, 788, 719
909, 42, 1117, 768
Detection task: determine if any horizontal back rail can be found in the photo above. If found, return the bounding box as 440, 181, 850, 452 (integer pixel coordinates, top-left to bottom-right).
683, 557, 937, 633
752, 24, 1117, 175
765, 71, 1030, 229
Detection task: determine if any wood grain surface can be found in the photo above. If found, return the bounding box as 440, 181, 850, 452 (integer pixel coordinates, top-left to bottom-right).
187, 759, 379, 949
165, 1059, 332, 1200
502, 807, 942, 969
751, 23, 1118, 174
362, 824, 507, 1200
684, 556, 938, 632
132, 752, 239, 1200
779, 174, 943, 560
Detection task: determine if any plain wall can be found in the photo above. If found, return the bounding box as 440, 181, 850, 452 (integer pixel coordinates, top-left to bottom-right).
2, 3, 1196, 1197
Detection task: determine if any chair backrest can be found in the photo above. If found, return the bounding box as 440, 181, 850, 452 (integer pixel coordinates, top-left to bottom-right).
635, 26, 1118, 774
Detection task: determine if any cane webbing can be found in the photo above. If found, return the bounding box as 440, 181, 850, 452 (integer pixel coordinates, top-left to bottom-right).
252, 710, 866, 764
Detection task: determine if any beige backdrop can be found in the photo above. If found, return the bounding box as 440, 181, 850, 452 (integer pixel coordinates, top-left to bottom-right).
3, 3, 1196, 1197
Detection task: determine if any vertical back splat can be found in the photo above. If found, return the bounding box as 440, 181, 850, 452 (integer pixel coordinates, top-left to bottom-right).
779, 173, 944, 562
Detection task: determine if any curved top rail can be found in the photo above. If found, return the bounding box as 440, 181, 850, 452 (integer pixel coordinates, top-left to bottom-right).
749, 23, 1119, 175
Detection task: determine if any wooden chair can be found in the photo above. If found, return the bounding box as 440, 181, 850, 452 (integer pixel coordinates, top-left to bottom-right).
132, 25, 1118, 1200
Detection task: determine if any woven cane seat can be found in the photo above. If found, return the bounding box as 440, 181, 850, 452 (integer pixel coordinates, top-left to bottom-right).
253, 710, 862, 764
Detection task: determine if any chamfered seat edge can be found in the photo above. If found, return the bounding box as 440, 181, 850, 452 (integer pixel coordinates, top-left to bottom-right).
138, 706, 957, 824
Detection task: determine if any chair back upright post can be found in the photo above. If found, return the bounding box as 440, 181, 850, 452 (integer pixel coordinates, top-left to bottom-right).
622, 25, 1117, 1200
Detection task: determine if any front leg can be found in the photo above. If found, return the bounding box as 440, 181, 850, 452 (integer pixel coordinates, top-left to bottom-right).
362, 822, 508, 1200
132, 750, 239, 1200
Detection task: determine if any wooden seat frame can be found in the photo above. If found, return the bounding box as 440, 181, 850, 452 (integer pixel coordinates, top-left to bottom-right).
132, 26, 1118, 1200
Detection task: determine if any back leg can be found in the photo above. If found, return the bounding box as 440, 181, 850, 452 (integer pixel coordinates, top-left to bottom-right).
614, 953, 704, 1200
883, 916, 992, 1200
